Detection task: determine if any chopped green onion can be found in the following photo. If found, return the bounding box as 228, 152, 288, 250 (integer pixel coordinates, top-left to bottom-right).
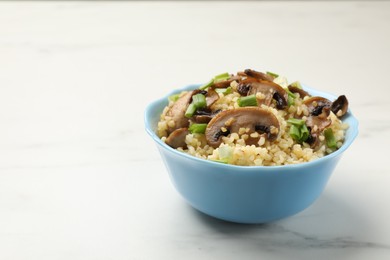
287, 95, 294, 106
266, 71, 279, 78
288, 118, 309, 143
189, 123, 207, 134
300, 124, 310, 142
168, 93, 180, 102
215, 87, 232, 95
199, 72, 231, 90
286, 88, 296, 106
287, 118, 305, 126
192, 93, 206, 109
290, 81, 302, 89
211, 159, 229, 164
324, 128, 337, 149
199, 79, 214, 90
213, 72, 230, 82
185, 103, 197, 118
289, 125, 301, 141
185, 93, 206, 118
238, 94, 258, 107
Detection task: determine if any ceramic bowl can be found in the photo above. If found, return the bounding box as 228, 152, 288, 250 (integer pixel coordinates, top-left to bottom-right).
145, 84, 358, 223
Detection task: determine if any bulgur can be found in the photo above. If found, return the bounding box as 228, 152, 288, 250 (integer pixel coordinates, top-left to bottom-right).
158, 69, 349, 166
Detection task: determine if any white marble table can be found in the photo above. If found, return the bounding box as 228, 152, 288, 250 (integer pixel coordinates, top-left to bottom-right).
1, 1, 389, 259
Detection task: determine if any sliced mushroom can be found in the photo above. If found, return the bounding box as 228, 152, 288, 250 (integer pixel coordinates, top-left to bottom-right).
303, 96, 332, 116
165, 128, 189, 149
211, 75, 241, 89
244, 69, 275, 82
331, 95, 348, 117
306, 115, 331, 133
205, 107, 280, 148
206, 88, 219, 107
236, 77, 259, 95
305, 131, 320, 149
305, 106, 331, 149
166, 91, 195, 134
193, 109, 221, 124
238, 80, 288, 109
288, 85, 310, 98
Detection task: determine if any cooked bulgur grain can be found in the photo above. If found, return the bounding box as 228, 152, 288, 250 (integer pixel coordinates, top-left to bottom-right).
158, 69, 349, 166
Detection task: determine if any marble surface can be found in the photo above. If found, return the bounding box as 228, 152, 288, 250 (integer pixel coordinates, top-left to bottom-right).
1, 1, 390, 259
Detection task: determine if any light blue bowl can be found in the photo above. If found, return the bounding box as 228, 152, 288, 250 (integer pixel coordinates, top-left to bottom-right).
145, 84, 358, 224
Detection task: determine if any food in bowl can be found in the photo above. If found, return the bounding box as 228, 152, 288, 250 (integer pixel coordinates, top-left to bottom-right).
145, 72, 358, 223
157, 69, 349, 166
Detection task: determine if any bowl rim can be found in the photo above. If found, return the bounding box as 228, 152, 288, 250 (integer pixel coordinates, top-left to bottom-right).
145, 83, 359, 170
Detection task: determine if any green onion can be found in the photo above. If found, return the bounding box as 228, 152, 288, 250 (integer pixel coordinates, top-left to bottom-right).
199, 72, 231, 90
266, 71, 279, 78
185, 103, 197, 118
287, 118, 305, 126
168, 93, 180, 102
211, 159, 229, 164
300, 124, 310, 142
192, 93, 206, 109
213, 72, 230, 82
288, 118, 309, 143
286, 88, 297, 106
287, 95, 295, 106
215, 87, 232, 95
289, 125, 301, 141
189, 123, 207, 134
199, 79, 214, 90
324, 128, 337, 149
290, 81, 302, 89
238, 94, 258, 107
185, 93, 206, 118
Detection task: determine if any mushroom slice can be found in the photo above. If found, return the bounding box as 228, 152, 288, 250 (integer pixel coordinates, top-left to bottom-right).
205, 107, 280, 148
303, 96, 332, 116
244, 69, 275, 82
206, 88, 219, 107
166, 91, 195, 134
165, 128, 189, 149
306, 132, 320, 149
244, 81, 288, 109
331, 95, 348, 118
193, 109, 221, 124
236, 77, 260, 96
305, 106, 331, 150
306, 115, 331, 133
211, 75, 241, 89
288, 85, 310, 98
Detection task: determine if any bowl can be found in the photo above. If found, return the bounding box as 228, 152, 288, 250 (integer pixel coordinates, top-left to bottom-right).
144, 84, 358, 224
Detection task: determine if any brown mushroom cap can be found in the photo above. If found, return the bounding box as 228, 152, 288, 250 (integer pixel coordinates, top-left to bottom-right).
306, 114, 331, 132
205, 107, 280, 148
331, 95, 348, 117
212, 75, 241, 89
244, 69, 274, 82
205, 88, 219, 107
165, 128, 189, 149
193, 109, 221, 124
288, 85, 310, 98
305, 132, 320, 149
303, 96, 332, 116
305, 106, 331, 149
236, 77, 260, 96
241, 80, 288, 109
166, 91, 194, 134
